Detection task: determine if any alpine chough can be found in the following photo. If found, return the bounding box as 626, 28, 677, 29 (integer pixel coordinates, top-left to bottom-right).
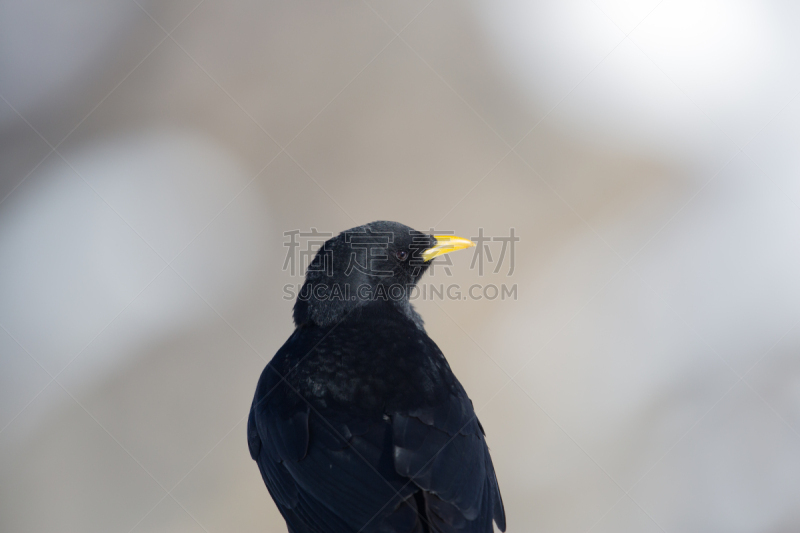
248, 221, 506, 533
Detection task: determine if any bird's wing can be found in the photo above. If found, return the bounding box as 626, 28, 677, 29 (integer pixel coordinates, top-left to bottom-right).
392, 388, 506, 533
248, 366, 424, 533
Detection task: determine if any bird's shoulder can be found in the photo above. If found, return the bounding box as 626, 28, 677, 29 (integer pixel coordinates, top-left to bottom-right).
261, 304, 460, 416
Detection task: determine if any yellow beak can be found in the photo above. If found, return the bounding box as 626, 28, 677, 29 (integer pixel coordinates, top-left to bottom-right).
421, 235, 476, 262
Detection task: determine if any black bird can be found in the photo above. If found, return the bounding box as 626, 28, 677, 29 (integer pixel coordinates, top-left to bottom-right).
248, 221, 506, 533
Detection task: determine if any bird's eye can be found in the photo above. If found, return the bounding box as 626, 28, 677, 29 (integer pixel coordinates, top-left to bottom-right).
395, 250, 409, 261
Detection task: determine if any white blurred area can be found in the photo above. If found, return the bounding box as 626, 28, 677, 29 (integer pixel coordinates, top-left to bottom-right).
2, 1, 800, 532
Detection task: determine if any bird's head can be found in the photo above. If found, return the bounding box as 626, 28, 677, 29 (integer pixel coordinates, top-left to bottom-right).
292, 221, 474, 328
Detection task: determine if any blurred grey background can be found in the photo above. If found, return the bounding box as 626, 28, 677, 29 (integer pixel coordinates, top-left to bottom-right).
2, 1, 800, 532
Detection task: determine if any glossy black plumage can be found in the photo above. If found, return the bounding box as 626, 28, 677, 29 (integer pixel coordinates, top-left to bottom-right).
248, 221, 505, 533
